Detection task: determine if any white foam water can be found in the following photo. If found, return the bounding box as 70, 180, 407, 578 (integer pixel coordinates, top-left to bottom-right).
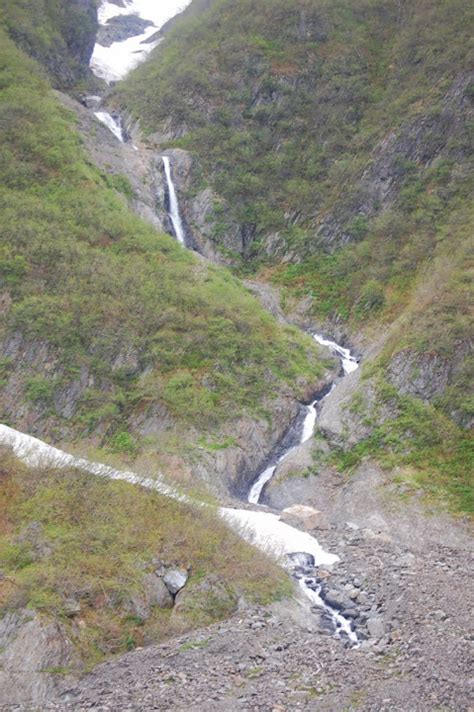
244, 335, 361, 645
313, 333, 359, 374
94, 111, 124, 142
247, 332, 359, 506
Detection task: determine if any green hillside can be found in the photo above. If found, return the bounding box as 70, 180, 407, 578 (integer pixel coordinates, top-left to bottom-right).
117, 0, 473, 512
0, 450, 289, 667
0, 28, 324, 456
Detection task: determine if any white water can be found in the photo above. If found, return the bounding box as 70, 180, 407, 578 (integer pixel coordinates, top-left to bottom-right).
313, 333, 359, 374
299, 579, 358, 644
245, 335, 360, 645
162, 156, 186, 245
94, 111, 124, 142
248, 393, 323, 504
247, 336, 357, 508
91, 1, 192, 83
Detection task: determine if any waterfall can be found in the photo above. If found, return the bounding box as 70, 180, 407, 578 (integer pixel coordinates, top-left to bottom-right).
162, 156, 186, 246
247, 338, 358, 505
245, 335, 361, 646
94, 111, 124, 142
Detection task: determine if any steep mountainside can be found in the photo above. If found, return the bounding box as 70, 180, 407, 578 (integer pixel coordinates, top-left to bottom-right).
117, 0, 473, 513
0, 24, 331, 495
0, 0, 472, 708
0, 6, 331, 700
0, 0, 98, 87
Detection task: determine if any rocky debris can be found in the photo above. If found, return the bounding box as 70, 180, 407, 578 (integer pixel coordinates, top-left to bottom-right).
97, 15, 154, 47
280, 505, 329, 531
37, 516, 472, 712
2, 486, 472, 711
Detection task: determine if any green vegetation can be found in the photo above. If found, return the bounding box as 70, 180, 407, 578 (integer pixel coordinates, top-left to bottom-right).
329, 377, 473, 514
0, 28, 324, 451
117, 0, 472, 513
0, 450, 290, 667
0, 0, 97, 88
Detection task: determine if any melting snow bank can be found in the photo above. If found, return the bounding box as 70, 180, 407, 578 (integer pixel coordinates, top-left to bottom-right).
94, 111, 124, 142
0, 424, 186, 503
219, 508, 338, 566
91, 0, 192, 83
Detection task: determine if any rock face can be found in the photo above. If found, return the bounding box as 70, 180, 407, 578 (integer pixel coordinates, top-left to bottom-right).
0, 611, 79, 707
97, 15, 154, 47
386, 345, 473, 427
280, 505, 329, 531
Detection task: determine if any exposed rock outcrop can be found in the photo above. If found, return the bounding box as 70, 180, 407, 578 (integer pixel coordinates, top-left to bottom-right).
97, 14, 154, 47
0, 611, 80, 707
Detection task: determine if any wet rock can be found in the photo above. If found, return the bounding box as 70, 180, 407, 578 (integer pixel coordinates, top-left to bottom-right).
322, 589, 353, 611
163, 569, 188, 596
280, 505, 329, 531
287, 552, 315, 568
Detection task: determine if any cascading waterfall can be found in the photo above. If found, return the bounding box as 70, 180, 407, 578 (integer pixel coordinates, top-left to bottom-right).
94, 111, 124, 142
162, 156, 186, 246
246, 333, 360, 646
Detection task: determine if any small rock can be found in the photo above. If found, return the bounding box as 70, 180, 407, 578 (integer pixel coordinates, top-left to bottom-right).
63, 600, 81, 617
367, 616, 385, 639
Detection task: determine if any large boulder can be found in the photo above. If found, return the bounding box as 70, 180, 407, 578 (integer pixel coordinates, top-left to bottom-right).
280, 505, 329, 531
163, 568, 188, 596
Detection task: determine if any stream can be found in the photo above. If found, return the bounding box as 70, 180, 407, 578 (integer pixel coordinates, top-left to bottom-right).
81, 1, 363, 646
245, 334, 360, 646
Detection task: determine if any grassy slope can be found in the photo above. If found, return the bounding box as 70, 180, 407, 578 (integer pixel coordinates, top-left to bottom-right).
0, 28, 325, 455
0, 449, 290, 667
116, 0, 473, 513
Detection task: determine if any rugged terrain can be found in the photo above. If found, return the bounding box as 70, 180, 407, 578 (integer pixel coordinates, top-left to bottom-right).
20, 462, 474, 711
0, 0, 472, 710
